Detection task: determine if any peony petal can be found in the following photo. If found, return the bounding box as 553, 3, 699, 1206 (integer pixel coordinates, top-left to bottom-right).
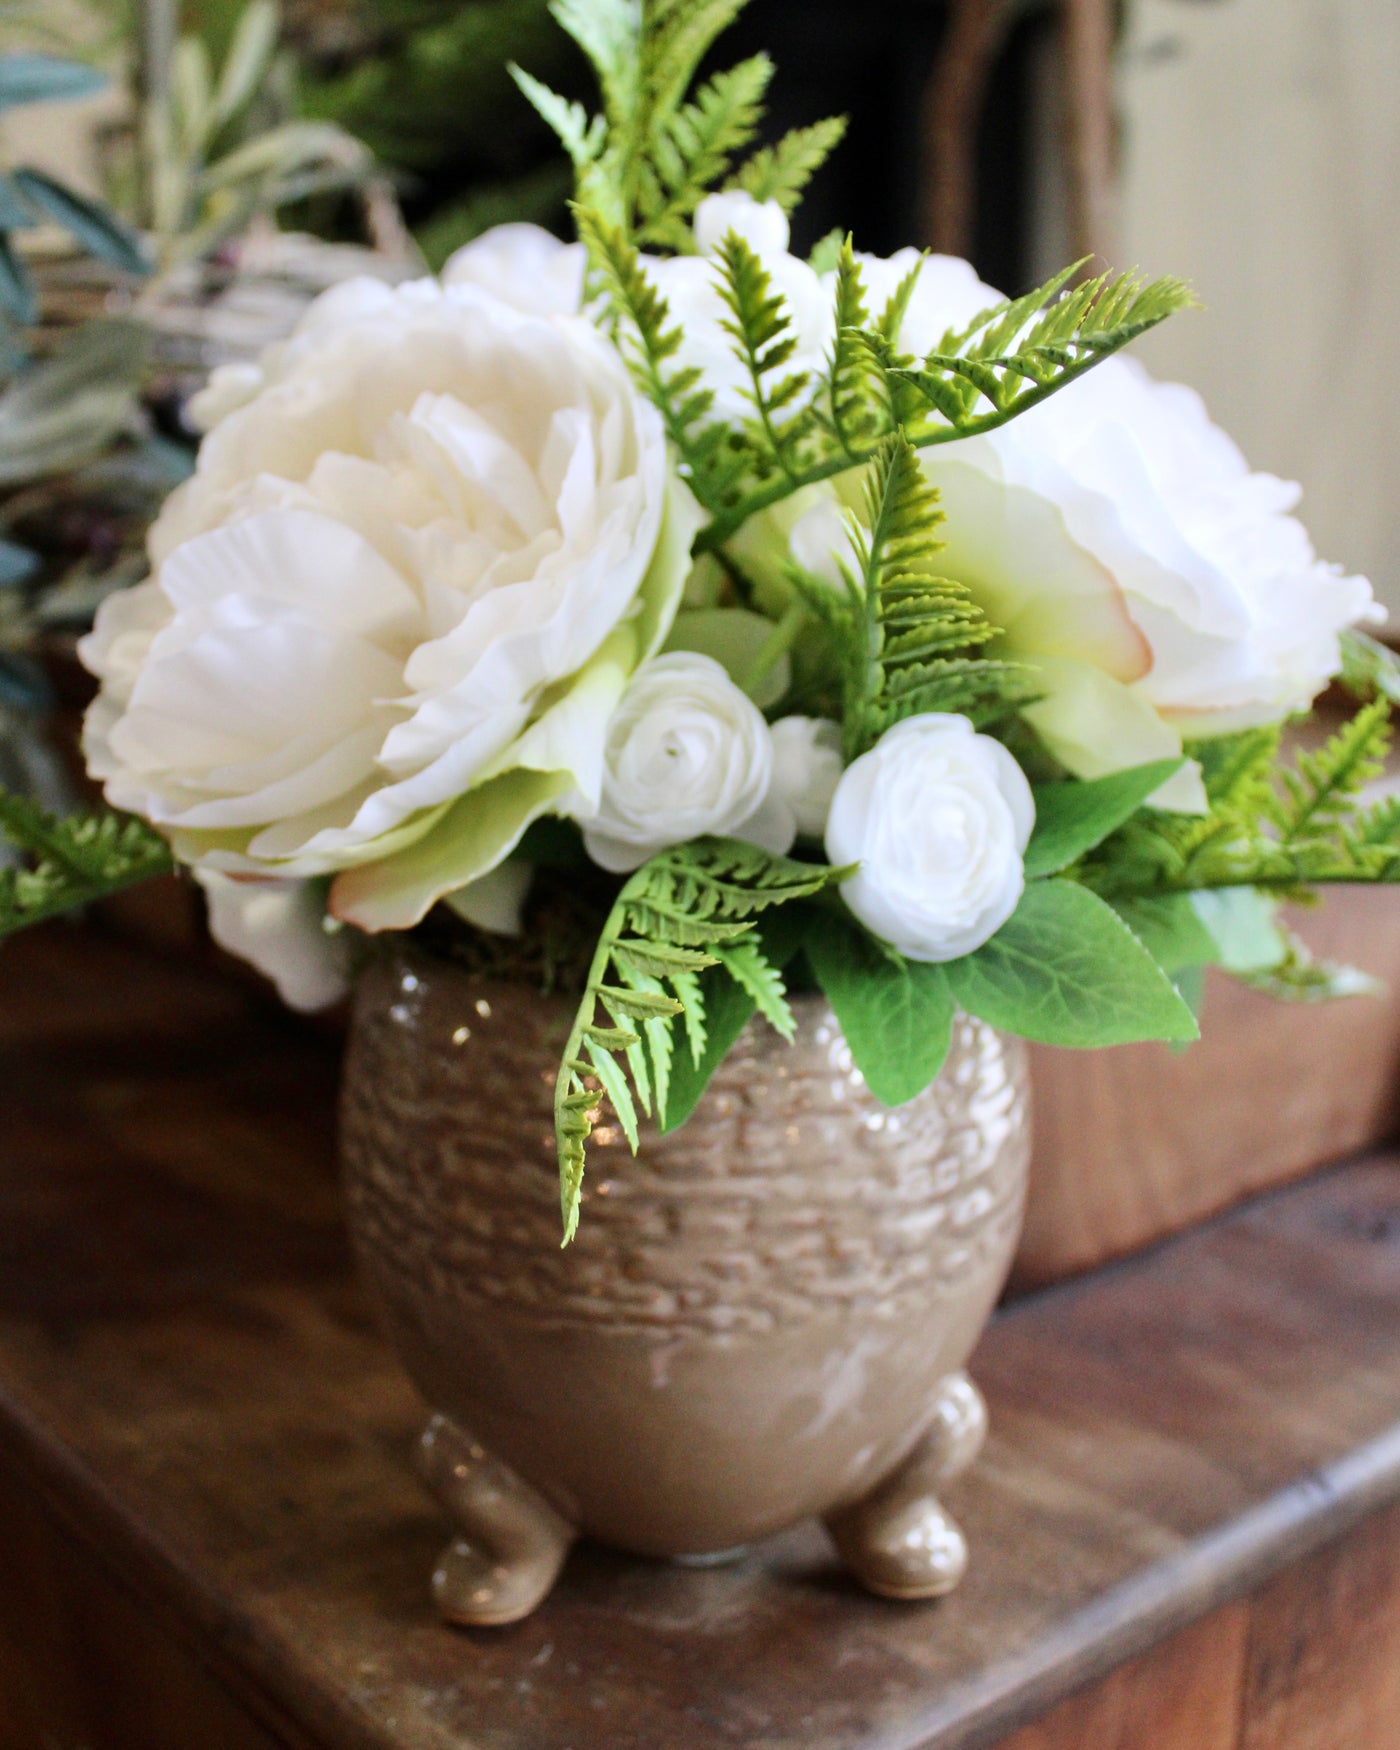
329, 767, 571, 931
1022, 658, 1208, 813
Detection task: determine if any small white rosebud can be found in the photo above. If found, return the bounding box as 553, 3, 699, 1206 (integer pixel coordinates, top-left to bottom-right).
577, 653, 796, 874
770, 716, 844, 839
825, 714, 1035, 962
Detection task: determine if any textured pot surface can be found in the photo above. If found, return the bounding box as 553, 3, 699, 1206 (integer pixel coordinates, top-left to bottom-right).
340, 943, 1031, 1558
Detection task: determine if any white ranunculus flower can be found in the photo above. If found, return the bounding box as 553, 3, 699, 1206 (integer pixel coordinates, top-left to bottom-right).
577, 652, 795, 873
770, 716, 844, 838
641, 192, 833, 424
440, 222, 587, 316
196, 871, 353, 1010
82, 273, 702, 932
826, 714, 1034, 962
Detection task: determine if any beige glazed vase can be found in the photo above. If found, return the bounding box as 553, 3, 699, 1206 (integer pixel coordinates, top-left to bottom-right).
340, 942, 1032, 1626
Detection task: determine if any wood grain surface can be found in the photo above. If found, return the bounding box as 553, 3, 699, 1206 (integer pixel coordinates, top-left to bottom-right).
1, 922, 1399, 1750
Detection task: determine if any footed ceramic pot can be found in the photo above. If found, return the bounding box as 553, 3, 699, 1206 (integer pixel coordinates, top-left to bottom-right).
340, 942, 1031, 1625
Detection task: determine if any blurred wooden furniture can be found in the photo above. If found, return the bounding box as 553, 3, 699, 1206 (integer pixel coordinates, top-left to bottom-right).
1020, 883, 1400, 1286
2, 922, 1399, 1748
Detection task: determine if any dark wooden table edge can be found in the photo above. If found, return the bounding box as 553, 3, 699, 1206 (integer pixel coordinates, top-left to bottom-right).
883, 1417, 1400, 1750
0, 1381, 390, 1750
6, 1160, 1400, 1750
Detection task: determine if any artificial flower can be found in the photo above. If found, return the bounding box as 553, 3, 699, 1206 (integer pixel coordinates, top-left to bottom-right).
825, 713, 1034, 962
740, 251, 1378, 810
769, 716, 844, 838
82, 272, 702, 931
577, 651, 794, 872
441, 222, 587, 317
196, 871, 353, 1010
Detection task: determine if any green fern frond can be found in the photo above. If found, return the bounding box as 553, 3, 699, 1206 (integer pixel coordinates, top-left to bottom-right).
547, 0, 642, 137
1085, 702, 1400, 900
840, 432, 1034, 754
1269, 698, 1391, 842
712, 230, 819, 480
575, 205, 742, 509
554, 837, 839, 1241
0, 791, 173, 938
509, 66, 607, 168
642, 0, 751, 121
729, 115, 848, 213
1238, 924, 1383, 1003
827, 240, 892, 460
635, 53, 772, 249
890, 264, 1195, 445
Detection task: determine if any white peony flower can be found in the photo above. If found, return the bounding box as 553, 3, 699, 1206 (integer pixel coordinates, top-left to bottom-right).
641, 192, 833, 424
440, 222, 587, 317
770, 716, 844, 838
826, 713, 1034, 962
577, 652, 795, 873
82, 273, 702, 932
196, 871, 352, 1011
746, 252, 1379, 811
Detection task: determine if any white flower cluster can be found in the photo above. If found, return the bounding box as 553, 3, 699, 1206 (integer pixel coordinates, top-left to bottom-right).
79, 191, 1378, 1004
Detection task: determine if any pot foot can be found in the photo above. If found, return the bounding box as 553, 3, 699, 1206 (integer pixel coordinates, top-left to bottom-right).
824, 1371, 987, 1602
417, 1413, 575, 1627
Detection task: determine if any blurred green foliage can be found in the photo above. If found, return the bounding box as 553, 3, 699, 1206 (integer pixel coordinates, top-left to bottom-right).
295, 0, 584, 266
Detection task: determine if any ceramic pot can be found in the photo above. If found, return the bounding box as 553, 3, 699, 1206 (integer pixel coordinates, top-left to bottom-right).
340, 942, 1031, 1625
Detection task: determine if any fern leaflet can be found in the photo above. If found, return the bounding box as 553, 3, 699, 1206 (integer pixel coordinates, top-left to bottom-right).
0, 791, 173, 937
554, 837, 840, 1241
838, 432, 1036, 754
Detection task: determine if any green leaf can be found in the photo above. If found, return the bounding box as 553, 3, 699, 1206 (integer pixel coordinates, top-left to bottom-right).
10, 170, 149, 276
945, 879, 1199, 1047
0, 54, 106, 112
0, 318, 148, 486
1024, 759, 1184, 878
1110, 893, 1219, 975
212, 0, 280, 129
0, 233, 35, 325
1189, 888, 1286, 973
805, 912, 955, 1106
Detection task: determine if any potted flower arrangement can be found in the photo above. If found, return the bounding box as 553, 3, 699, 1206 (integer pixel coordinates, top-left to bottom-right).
2, 0, 1397, 1625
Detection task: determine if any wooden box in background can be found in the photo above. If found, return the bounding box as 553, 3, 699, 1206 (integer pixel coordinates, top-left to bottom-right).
1018, 885, 1400, 1288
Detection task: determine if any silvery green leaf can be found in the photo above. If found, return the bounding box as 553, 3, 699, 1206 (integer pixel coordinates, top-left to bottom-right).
0, 234, 35, 324
0, 54, 105, 112
200, 122, 367, 193
0, 318, 148, 486
9, 170, 149, 277
213, 0, 280, 129
172, 36, 214, 157
0, 540, 38, 587
0, 174, 34, 231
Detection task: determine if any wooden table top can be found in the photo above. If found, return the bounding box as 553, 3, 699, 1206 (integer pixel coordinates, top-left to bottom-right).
2, 923, 1399, 1750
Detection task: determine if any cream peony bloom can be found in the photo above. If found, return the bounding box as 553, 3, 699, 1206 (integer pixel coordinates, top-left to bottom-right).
744, 250, 1379, 809
83, 272, 702, 930
641, 192, 833, 424
826, 713, 1034, 962
440, 222, 587, 317
577, 652, 795, 873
